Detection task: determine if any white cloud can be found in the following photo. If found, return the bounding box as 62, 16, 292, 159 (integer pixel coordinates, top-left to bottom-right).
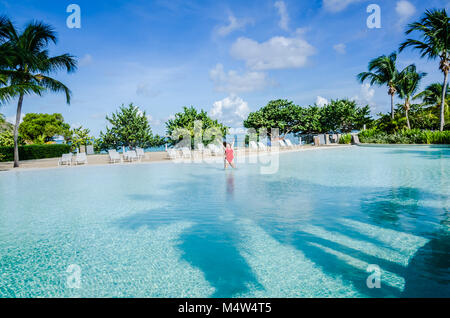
322, 0, 362, 13
230, 30, 316, 70
274, 1, 290, 31
210, 95, 250, 127
215, 14, 252, 37
79, 54, 93, 67
395, 1, 416, 24
315, 96, 329, 107
209, 63, 272, 94
351, 83, 375, 106
333, 43, 346, 54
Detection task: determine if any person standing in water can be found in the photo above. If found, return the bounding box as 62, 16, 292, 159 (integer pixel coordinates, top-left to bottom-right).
223, 141, 236, 169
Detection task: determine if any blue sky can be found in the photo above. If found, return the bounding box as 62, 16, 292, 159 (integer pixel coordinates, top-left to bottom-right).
0, 0, 448, 136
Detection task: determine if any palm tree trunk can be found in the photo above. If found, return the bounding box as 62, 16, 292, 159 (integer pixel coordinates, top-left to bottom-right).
405, 108, 411, 129
13, 93, 24, 168
390, 93, 395, 120
440, 71, 448, 131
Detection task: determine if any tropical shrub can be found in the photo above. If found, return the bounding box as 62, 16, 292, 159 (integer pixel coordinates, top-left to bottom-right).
0, 130, 21, 147
339, 134, 352, 144
359, 128, 450, 144
0, 144, 71, 162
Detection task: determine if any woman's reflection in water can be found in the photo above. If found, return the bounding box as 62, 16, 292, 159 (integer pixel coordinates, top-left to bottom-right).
226, 172, 235, 198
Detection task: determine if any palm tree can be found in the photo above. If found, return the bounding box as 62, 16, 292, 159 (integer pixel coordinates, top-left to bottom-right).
357, 52, 401, 119
414, 83, 450, 109
0, 16, 77, 167
400, 9, 450, 131
396, 65, 427, 129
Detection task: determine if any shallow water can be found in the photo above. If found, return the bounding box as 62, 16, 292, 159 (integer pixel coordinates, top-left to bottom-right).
0, 146, 449, 297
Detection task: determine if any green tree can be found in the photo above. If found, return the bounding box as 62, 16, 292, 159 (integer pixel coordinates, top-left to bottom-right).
18, 113, 70, 144
166, 106, 228, 146
100, 103, 154, 150
300, 105, 322, 134
414, 83, 450, 127
71, 125, 92, 152
415, 83, 450, 108
0, 16, 77, 167
0, 130, 24, 147
400, 9, 450, 131
320, 99, 372, 133
0, 113, 13, 132
395, 65, 427, 129
243, 100, 304, 136
357, 52, 401, 119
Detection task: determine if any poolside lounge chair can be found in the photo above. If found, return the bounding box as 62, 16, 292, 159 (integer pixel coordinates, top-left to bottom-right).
278, 140, 288, 148
124, 150, 138, 162
58, 153, 72, 166
285, 139, 295, 148
197, 143, 211, 156
108, 150, 121, 164
249, 141, 258, 151
167, 148, 180, 159
181, 147, 192, 159
257, 142, 268, 151
74, 152, 88, 165
136, 148, 145, 161
207, 144, 222, 156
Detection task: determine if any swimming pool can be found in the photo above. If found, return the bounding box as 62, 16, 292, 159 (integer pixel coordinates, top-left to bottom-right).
0, 145, 448, 297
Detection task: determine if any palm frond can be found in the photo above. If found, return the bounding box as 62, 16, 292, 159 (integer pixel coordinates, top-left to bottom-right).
36, 75, 71, 104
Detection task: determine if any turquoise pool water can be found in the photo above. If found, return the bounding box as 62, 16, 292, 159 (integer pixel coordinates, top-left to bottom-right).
0, 145, 449, 297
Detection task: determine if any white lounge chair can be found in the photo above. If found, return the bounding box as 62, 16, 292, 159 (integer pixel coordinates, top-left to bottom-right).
124, 150, 138, 162
74, 152, 87, 165
167, 148, 180, 159
278, 140, 288, 148
181, 147, 191, 159
58, 153, 72, 166
249, 141, 259, 151
108, 150, 121, 164
207, 144, 222, 156
196, 143, 211, 156
285, 139, 295, 148
136, 148, 145, 161
257, 142, 268, 151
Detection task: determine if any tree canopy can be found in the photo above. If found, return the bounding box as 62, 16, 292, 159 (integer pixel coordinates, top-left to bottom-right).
320, 99, 372, 133
99, 103, 155, 150
244, 99, 372, 135
244, 99, 303, 136
18, 113, 71, 144
165, 106, 228, 146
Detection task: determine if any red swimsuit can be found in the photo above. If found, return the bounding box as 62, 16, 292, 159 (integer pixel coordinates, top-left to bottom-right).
225, 148, 234, 163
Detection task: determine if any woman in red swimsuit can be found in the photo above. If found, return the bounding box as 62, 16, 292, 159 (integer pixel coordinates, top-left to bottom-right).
223, 141, 236, 169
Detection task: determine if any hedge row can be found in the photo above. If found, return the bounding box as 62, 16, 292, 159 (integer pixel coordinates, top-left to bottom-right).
358, 128, 450, 144
0, 144, 71, 162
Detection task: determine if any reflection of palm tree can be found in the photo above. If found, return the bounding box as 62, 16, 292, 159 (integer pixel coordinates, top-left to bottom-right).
396, 65, 427, 129
400, 9, 450, 131
357, 52, 401, 119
